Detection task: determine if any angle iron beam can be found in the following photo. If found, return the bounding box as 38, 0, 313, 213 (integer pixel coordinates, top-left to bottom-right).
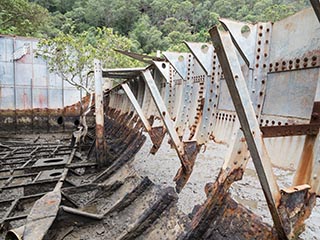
142, 70, 185, 157
210, 27, 287, 239
121, 83, 152, 131
122, 82, 165, 154
142, 70, 199, 192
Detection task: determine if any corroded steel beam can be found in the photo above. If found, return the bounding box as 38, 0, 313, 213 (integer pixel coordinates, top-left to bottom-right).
121, 82, 166, 154
142, 70, 200, 193
210, 26, 287, 239
94, 59, 108, 167
99, 6, 319, 239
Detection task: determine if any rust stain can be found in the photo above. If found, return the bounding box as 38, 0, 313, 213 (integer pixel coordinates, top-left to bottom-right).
294, 135, 316, 185
149, 126, 166, 154
181, 168, 278, 239
173, 141, 201, 193
39, 94, 46, 108
278, 186, 316, 238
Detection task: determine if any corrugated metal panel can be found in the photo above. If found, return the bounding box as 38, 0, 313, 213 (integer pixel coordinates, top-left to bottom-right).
0, 35, 83, 132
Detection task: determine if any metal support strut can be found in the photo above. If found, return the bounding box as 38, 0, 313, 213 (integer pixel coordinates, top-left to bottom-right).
210, 27, 288, 239
94, 59, 108, 167
142, 69, 200, 193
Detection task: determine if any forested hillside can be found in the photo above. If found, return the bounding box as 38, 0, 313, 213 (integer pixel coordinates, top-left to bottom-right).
0, 0, 310, 54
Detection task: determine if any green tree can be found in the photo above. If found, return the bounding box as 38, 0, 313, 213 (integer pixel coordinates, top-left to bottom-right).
160, 17, 192, 36
192, 1, 219, 32
37, 27, 142, 140
253, 0, 273, 17
84, 0, 141, 35
172, 0, 193, 22
37, 27, 141, 90
129, 15, 169, 53
30, 0, 77, 14
261, 4, 296, 22
0, 0, 51, 36
149, 0, 175, 25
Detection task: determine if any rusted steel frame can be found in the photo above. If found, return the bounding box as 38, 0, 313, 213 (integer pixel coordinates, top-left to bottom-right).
311, 0, 320, 22
212, 126, 250, 190
142, 69, 186, 163
262, 101, 320, 137
0, 173, 37, 180
182, 127, 254, 239
292, 101, 320, 194
3, 215, 28, 223
261, 123, 320, 137
121, 82, 165, 152
294, 133, 319, 186
277, 184, 316, 238
0, 185, 100, 227
310, 133, 320, 194
142, 69, 199, 193
94, 59, 108, 167
210, 27, 287, 239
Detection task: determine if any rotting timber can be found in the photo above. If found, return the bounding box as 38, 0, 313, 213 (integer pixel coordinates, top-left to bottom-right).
0, 115, 189, 239
0, 1, 320, 239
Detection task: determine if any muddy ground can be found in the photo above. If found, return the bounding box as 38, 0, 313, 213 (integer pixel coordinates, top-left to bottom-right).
133, 136, 320, 239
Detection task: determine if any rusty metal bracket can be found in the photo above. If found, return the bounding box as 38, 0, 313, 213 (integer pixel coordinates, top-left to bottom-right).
261, 124, 320, 137
278, 184, 316, 238
142, 69, 200, 193
262, 101, 320, 137
210, 27, 287, 239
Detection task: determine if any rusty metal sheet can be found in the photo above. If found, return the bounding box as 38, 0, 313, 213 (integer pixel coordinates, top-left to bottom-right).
153, 61, 170, 83
48, 89, 63, 109
14, 39, 33, 64
15, 62, 32, 86
0, 35, 85, 132
33, 88, 48, 108
63, 89, 81, 107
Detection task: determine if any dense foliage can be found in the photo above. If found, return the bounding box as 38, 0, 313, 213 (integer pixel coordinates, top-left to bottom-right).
37, 27, 141, 92
1, 0, 310, 54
